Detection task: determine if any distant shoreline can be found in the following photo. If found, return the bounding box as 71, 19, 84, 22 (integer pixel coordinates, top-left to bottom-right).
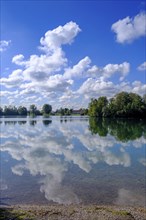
0, 115, 146, 119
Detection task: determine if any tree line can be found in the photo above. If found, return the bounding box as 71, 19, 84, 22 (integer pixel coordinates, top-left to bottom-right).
0, 105, 88, 117
88, 92, 146, 118
0, 92, 146, 118
0, 104, 52, 116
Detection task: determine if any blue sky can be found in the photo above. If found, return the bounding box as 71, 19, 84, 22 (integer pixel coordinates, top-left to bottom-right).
0, 0, 146, 110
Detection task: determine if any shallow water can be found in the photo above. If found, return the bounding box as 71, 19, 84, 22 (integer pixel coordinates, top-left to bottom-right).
0, 116, 145, 207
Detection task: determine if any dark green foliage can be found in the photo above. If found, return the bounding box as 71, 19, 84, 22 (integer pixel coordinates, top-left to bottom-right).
89, 117, 146, 142
1, 105, 26, 116
55, 108, 88, 116
42, 104, 52, 115
29, 104, 42, 116
0, 104, 51, 117
143, 94, 146, 104
3, 105, 18, 116
88, 97, 108, 117
56, 107, 72, 115
80, 108, 88, 115
0, 107, 3, 116
42, 119, 52, 126
88, 92, 146, 118
17, 106, 27, 116
0, 207, 34, 220
89, 117, 108, 136
29, 104, 37, 116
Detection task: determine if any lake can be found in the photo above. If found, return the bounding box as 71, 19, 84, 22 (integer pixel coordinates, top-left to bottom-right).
0, 116, 146, 207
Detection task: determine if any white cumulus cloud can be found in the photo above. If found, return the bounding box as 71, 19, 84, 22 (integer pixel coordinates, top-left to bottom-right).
12, 54, 26, 66
64, 56, 91, 79
102, 62, 130, 81
78, 78, 118, 99
111, 12, 146, 43
40, 21, 81, 53
0, 69, 24, 88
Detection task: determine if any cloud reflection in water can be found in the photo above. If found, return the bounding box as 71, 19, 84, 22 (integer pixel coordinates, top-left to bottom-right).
0, 117, 145, 205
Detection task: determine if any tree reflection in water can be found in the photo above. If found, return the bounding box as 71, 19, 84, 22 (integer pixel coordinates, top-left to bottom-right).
89, 117, 146, 141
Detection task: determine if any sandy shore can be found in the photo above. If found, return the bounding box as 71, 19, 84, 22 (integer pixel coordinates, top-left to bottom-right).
0, 204, 146, 220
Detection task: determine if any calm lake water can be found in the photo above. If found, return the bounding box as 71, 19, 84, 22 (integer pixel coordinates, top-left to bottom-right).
0, 116, 146, 207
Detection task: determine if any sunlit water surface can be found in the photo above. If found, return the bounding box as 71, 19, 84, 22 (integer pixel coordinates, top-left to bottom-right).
0, 116, 146, 207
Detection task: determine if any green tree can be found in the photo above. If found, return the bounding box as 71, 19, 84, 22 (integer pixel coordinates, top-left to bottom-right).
114, 92, 130, 116
42, 104, 52, 115
107, 98, 116, 117
143, 94, 146, 105
18, 106, 27, 116
60, 108, 65, 116
88, 98, 98, 117
0, 107, 3, 116
80, 108, 88, 115
114, 92, 145, 117
4, 105, 18, 116
64, 108, 70, 115
96, 96, 108, 117
88, 92, 146, 118
88, 97, 108, 117
29, 104, 37, 116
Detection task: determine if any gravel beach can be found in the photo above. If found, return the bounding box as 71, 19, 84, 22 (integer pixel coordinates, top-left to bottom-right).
0, 204, 146, 220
